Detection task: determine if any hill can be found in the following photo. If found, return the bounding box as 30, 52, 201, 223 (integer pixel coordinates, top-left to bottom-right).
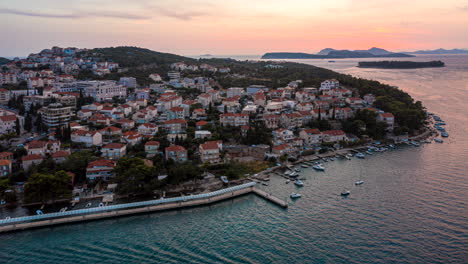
262, 48, 413, 59
79, 46, 195, 68
358, 60, 445, 69
0, 57, 10, 65
402, 48, 468, 55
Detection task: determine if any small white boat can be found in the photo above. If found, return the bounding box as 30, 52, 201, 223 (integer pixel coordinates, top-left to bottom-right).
36, 210, 43, 215
85, 202, 92, 208
366, 151, 373, 155
220, 176, 229, 184
294, 180, 304, 187
301, 164, 309, 168
313, 164, 325, 171
286, 180, 290, 184
356, 153, 365, 159
341, 190, 350, 196
434, 138, 443, 143
261, 182, 269, 186
329, 157, 335, 161
294, 168, 301, 172
345, 155, 351, 160
290, 193, 302, 199
59, 207, 67, 212
355, 180, 364, 185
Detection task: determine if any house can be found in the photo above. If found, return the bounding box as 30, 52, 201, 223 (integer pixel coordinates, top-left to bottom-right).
77, 109, 93, 120
51, 150, 71, 163
378, 112, 395, 131
196, 120, 209, 130
144, 141, 160, 156
164, 119, 187, 134
138, 123, 158, 136
253, 92, 266, 106
280, 113, 303, 129
346, 97, 365, 109
114, 119, 135, 130
227, 87, 244, 98
25, 140, 60, 156
195, 130, 212, 139
101, 143, 127, 160
272, 128, 294, 144
192, 108, 207, 120
263, 114, 281, 129
320, 79, 339, 91
299, 129, 322, 146
296, 102, 313, 112
0, 88, 10, 105
0, 160, 12, 177
22, 154, 44, 170
199, 140, 223, 164
322, 130, 347, 143
71, 130, 103, 147
334, 107, 354, 120
122, 131, 143, 145
165, 145, 187, 162
363, 94, 376, 105
86, 159, 116, 181
220, 113, 249, 127
197, 93, 212, 108
0, 114, 17, 134
272, 143, 294, 156
0, 152, 13, 160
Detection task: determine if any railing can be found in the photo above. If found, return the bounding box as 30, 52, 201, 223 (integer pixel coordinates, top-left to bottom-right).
0, 182, 256, 226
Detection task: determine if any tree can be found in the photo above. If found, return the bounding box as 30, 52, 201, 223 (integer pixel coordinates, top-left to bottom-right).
23, 171, 72, 203
61, 151, 97, 183
15, 118, 21, 135
24, 114, 32, 132
167, 162, 202, 185
114, 157, 158, 195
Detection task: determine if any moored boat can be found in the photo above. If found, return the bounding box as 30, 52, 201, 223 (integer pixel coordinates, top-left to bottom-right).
355, 180, 364, 185
434, 138, 444, 143
340, 190, 350, 196
294, 180, 304, 187
356, 153, 365, 159
290, 193, 302, 198
312, 164, 325, 171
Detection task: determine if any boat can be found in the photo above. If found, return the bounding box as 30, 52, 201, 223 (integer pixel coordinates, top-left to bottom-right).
410, 141, 420, 147
99, 202, 104, 207
220, 176, 229, 184
323, 158, 329, 162
356, 153, 365, 159
441, 132, 449, 137
289, 172, 299, 178
301, 164, 309, 168
286, 180, 290, 184
436, 122, 446, 126
36, 210, 43, 215
59, 207, 67, 212
85, 202, 92, 208
294, 180, 304, 187
294, 168, 301, 172
284, 170, 293, 176
340, 190, 350, 196
329, 157, 335, 161
388, 144, 395, 148
345, 155, 351, 160
328, 60, 336, 63
0, 200, 5, 205
434, 138, 444, 143
365, 151, 373, 155
355, 180, 364, 185
290, 193, 302, 198
261, 182, 269, 186
313, 164, 325, 171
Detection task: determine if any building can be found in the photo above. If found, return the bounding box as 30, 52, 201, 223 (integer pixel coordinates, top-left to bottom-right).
78, 81, 127, 102
119, 77, 137, 88
86, 159, 116, 181
299, 129, 322, 146
227, 87, 244, 98
71, 130, 103, 147
51, 150, 71, 163
137, 123, 158, 136
22, 154, 44, 170
40, 103, 73, 129
378, 112, 395, 131
165, 145, 187, 162
320, 79, 340, 91
164, 119, 187, 134
199, 140, 223, 164
0, 114, 17, 134
145, 141, 160, 156
322, 130, 347, 143
220, 113, 249, 127
25, 140, 60, 156
0, 160, 12, 176
101, 143, 127, 160
0, 88, 10, 105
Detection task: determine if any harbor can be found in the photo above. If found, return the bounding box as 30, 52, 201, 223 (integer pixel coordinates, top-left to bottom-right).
0, 182, 287, 233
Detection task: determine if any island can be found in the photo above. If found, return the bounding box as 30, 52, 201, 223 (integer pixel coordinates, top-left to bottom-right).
261, 47, 413, 59
357, 60, 445, 69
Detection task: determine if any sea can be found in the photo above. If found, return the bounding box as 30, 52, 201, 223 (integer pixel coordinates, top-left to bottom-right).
0, 55, 467, 263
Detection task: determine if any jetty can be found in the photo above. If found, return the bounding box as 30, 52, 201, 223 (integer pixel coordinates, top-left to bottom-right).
0, 182, 286, 233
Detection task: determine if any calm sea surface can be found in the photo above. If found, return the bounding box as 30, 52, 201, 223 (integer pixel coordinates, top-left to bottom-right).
1, 55, 467, 263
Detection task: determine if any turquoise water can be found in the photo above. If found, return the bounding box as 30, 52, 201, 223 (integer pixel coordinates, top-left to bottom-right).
1, 55, 467, 263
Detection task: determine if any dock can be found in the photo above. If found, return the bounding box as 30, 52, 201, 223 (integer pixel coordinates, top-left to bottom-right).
0, 182, 287, 233
253, 188, 288, 208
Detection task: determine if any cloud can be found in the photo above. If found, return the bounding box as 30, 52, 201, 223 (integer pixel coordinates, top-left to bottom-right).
0, 8, 151, 20
157, 7, 208, 20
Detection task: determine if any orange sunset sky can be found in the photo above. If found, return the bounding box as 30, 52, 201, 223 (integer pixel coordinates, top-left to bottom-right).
1, 0, 467, 56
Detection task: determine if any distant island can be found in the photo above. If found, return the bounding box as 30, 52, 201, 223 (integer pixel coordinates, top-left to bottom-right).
261, 47, 413, 59
402, 48, 468, 55
0, 57, 10, 65
357, 60, 445, 69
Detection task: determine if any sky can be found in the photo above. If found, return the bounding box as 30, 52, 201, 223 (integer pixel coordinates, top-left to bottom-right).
1, 0, 468, 56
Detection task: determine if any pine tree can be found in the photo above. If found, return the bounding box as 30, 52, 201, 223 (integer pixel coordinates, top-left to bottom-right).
15, 118, 21, 135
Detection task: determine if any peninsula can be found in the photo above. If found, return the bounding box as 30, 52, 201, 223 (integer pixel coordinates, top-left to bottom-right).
357, 60, 445, 69
261, 47, 413, 59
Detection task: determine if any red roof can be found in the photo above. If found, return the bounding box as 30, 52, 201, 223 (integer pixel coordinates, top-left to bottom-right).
0, 115, 16, 122
165, 145, 186, 152
196, 120, 208, 126
22, 154, 43, 161
200, 140, 222, 150
102, 143, 125, 149
322, 130, 345, 136
303, 128, 321, 134
87, 159, 115, 168
52, 150, 70, 158
0, 160, 11, 166
164, 119, 187, 125
381, 113, 394, 118
26, 140, 47, 149
145, 141, 160, 146
0, 152, 13, 159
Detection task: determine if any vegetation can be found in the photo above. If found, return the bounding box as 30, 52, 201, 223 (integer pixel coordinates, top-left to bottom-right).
24, 171, 72, 203
358, 60, 445, 69
0, 57, 10, 65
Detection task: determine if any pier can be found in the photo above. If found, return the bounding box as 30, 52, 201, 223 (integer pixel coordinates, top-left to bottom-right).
0, 182, 286, 233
